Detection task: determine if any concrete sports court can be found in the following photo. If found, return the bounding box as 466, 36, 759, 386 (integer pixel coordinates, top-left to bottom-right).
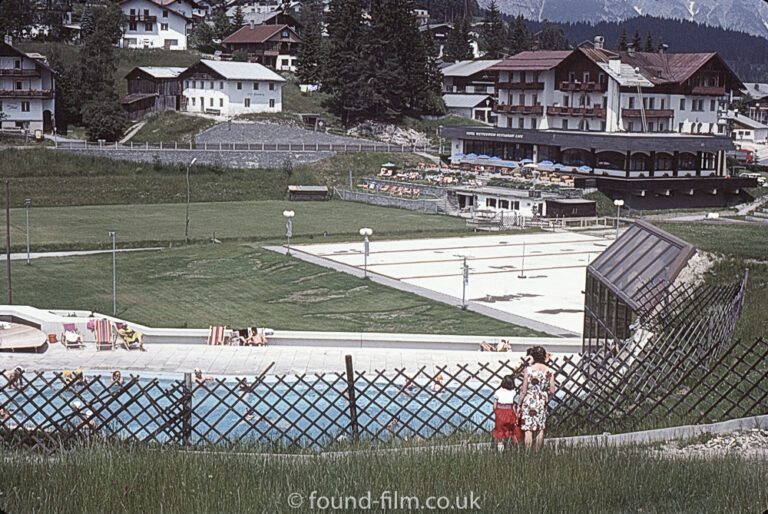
295, 231, 614, 336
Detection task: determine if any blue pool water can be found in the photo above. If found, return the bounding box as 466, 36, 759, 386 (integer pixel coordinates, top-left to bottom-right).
1, 372, 500, 446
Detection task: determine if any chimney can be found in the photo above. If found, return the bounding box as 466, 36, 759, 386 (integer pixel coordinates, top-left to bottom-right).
249, 20, 255, 30
659, 43, 668, 54
627, 43, 635, 56
608, 55, 621, 74
3, 34, 12, 46
593, 35, 604, 50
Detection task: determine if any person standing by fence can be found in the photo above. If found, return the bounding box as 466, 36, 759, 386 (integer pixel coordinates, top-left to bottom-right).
492, 374, 522, 451
517, 346, 555, 450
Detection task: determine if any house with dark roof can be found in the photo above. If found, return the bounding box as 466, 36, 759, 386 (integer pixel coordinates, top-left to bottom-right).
223, 23, 301, 71
741, 82, 768, 125
119, 0, 198, 50
0, 41, 56, 133
121, 66, 185, 120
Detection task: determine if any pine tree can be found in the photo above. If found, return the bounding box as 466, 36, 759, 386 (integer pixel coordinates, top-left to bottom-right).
643, 30, 654, 52
212, 9, 232, 40
480, 0, 506, 59
508, 15, 531, 55
538, 21, 569, 50
296, 6, 324, 84
232, 6, 244, 30
324, 0, 370, 125
420, 27, 447, 115
631, 29, 642, 50
444, 17, 473, 62
617, 27, 628, 51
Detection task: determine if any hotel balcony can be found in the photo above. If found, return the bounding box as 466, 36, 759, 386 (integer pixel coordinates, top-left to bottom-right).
547, 106, 606, 117
622, 108, 674, 118
495, 81, 545, 90
558, 81, 607, 92
0, 68, 41, 77
493, 104, 544, 115
0, 89, 54, 99
689, 85, 726, 96
126, 14, 157, 22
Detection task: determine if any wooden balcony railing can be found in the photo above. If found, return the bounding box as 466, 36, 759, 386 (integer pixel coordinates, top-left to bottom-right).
0, 68, 41, 77
493, 104, 544, 115
126, 14, 157, 22
0, 89, 54, 99
547, 106, 606, 117
622, 108, 674, 118
495, 81, 545, 90
559, 81, 607, 92
690, 85, 726, 96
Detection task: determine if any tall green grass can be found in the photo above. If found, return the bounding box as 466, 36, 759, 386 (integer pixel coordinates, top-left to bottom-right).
0, 442, 765, 513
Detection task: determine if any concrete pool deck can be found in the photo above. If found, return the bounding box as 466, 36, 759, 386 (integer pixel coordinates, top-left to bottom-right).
272, 230, 618, 337
0, 342, 562, 377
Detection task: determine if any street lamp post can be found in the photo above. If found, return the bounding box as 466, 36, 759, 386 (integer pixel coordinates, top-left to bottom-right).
24, 199, 31, 265
614, 199, 625, 239
109, 231, 116, 316
185, 157, 197, 243
461, 257, 469, 309
359, 228, 372, 278
283, 210, 295, 255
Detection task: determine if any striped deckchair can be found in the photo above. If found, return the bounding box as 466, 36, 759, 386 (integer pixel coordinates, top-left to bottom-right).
207, 326, 230, 346
95, 319, 115, 351
61, 323, 84, 349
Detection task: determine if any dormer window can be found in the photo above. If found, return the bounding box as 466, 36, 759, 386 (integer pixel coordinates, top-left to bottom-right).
282, 30, 288, 37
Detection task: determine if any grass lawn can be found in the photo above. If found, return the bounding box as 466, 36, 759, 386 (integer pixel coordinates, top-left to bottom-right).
0, 148, 423, 208
0, 443, 765, 513
129, 112, 217, 144
8, 200, 469, 251
654, 222, 768, 342
4, 243, 535, 335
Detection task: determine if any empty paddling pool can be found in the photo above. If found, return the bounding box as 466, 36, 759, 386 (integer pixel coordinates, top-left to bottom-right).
0, 372, 509, 447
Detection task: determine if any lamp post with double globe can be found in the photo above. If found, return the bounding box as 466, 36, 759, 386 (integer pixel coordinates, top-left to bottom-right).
359, 228, 373, 278
283, 210, 295, 255
614, 199, 625, 239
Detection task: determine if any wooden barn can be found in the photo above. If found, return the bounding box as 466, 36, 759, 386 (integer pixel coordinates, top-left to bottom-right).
121, 66, 184, 120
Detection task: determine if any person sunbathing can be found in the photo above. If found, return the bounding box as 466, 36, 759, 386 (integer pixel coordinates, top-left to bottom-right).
430, 374, 445, 393
117, 323, 147, 352
247, 327, 268, 346
6, 367, 25, 390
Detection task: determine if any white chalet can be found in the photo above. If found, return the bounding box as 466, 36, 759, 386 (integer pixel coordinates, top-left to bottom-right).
178, 59, 284, 116
0, 41, 56, 133
119, 0, 197, 50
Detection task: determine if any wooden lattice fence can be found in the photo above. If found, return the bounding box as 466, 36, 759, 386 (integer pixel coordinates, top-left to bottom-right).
1, 278, 764, 453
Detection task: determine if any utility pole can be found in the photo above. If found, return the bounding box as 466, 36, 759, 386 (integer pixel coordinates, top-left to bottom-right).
518, 242, 527, 279
5, 180, 11, 304
462, 257, 469, 308
109, 232, 116, 315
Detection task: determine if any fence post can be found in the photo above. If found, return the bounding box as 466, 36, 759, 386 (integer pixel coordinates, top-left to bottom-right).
344, 354, 359, 441
182, 372, 193, 446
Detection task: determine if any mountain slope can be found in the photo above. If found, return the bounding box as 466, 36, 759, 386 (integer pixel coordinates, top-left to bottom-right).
485, 0, 768, 39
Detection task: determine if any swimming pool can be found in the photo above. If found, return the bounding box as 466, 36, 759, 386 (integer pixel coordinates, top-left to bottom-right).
1, 372, 499, 447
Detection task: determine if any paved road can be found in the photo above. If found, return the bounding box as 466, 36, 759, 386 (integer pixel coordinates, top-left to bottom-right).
195, 122, 374, 146
0, 247, 163, 261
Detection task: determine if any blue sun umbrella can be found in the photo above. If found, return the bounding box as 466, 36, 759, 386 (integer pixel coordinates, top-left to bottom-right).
381, 162, 396, 168
466, 153, 478, 158
578, 165, 593, 172
490, 156, 502, 160
451, 153, 465, 159
520, 158, 534, 164
539, 160, 553, 165
553, 163, 564, 169
477, 154, 491, 159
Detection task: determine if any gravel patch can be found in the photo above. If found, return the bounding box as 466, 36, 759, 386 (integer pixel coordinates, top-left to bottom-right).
657, 428, 768, 458
57, 148, 335, 169
195, 122, 376, 146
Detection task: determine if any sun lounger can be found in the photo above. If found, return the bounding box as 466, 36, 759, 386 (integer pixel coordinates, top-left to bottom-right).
207, 326, 230, 346
61, 323, 84, 350
95, 319, 115, 351
479, 341, 496, 352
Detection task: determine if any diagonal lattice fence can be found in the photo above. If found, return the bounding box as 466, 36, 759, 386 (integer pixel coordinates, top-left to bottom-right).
1, 277, 764, 453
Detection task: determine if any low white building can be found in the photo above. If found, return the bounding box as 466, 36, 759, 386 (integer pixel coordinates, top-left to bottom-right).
178, 59, 284, 116
0, 41, 56, 133
119, 0, 194, 50
725, 113, 768, 143
443, 93, 493, 123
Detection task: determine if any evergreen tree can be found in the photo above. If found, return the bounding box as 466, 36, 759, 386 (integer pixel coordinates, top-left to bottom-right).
444, 17, 472, 62
324, 0, 370, 125
296, 6, 324, 84
189, 22, 218, 53
232, 6, 244, 29
480, 0, 506, 59
212, 9, 232, 40
631, 29, 642, 50
508, 15, 531, 55
656, 37, 665, 52
617, 27, 628, 51
420, 26, 447, 115
643, 30, 654, 52
0, 0, 36, 37
538, 21, 569, 50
